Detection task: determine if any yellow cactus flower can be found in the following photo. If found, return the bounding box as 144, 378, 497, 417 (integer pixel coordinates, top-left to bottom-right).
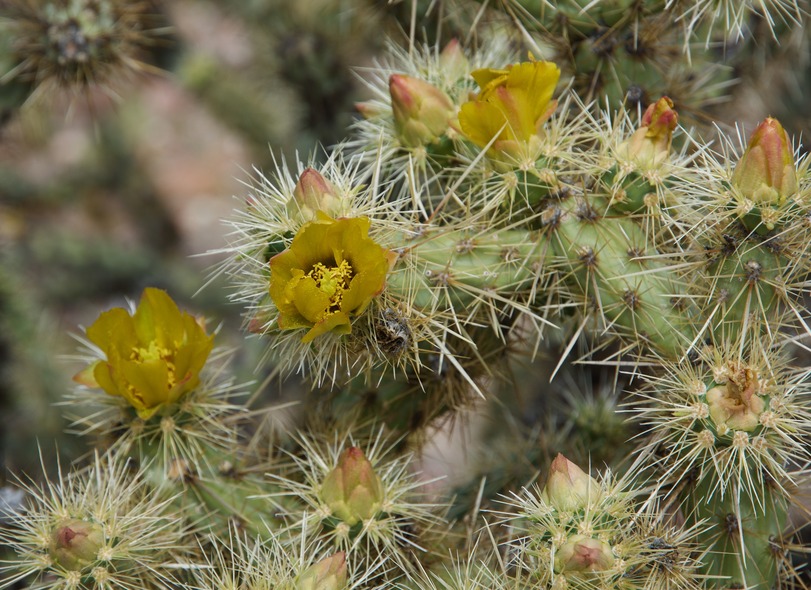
269, 213, 395, 343
457, 60, 560, 160
74, 288, 215, 419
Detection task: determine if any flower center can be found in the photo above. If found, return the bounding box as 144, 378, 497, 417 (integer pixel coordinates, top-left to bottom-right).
130, 341, 177, 386
308, 259, 354, 312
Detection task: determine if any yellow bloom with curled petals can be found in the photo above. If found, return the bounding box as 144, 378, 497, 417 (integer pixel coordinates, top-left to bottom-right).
269, 213, 395, 343
458, 60, 560, 161
74, 288, 214, 419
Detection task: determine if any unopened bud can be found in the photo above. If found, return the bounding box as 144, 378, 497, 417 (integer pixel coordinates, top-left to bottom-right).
49, 519, 104, 571
355, 100, 384, 120
289, 168, 341, 219
389, 74, 455, 148
554, 535, 615, 573
542, 454, 600, 511
439, 39, 469, 80
297, 552, 347, 590
320, 447, 384, 525
732, 117, 797, 207
618, 97, 677, 169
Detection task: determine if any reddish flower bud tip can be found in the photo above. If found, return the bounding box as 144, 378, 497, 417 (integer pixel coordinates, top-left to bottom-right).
389, 75, 415, 108
441, 38, 461, 54
289, 168, 344, 220
355, 101, 382, 119
554, 536, 615, 573
49, 519, 104, 571
618, 97, 677, 168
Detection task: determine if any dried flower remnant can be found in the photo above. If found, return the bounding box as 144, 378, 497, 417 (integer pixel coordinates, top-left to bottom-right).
706, 362, 766, 433
618, 97, 678, 169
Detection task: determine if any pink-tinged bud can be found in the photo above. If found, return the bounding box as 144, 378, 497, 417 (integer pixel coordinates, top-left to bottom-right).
320, 447, 384, 525
289, 168, 341, 219
49, 519, 104, 571
554, 535, 615, 573
541, 454, 600, 511
389, 74, 455, 148
355, 100, 384, 119
618, 97, 677, 169
732, 117, 797, 207
439, 39, 469, 80
297, 552, 348, 590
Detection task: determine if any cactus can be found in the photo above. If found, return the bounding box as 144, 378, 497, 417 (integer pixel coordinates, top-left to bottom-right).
2, 1, 811, 590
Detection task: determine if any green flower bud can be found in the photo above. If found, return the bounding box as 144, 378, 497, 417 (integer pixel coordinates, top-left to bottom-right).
288, 168, 342, 220
320, 447, 384, 525
732, 117, 797, 207
541, 454, 600, 511
297, 552, 347, 590
49, 518, 104, 571
438, 39, 469, 80
389, 74, 455, 148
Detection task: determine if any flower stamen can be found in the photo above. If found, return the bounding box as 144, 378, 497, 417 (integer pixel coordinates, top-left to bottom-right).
308, 260, 354, 312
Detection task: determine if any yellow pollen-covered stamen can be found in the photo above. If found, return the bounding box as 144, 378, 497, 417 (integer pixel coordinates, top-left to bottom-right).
130, 342, 178, 386
307, 259, 354, 312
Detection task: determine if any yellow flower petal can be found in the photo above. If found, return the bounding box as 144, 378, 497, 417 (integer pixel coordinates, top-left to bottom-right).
136, 288, 191, 349
302, 311, 352, 344
459, 60, 560, 158
471, 67, 509, 95
293, 277, 334, 323
86, 308, 137, 358
92, 361, 122, 399
458, 100, 510, 148
120, 358, 170, 410
505, 61, 559, 123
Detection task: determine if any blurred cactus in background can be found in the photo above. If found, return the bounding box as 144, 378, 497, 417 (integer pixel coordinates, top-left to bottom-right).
1, 0, 811, 589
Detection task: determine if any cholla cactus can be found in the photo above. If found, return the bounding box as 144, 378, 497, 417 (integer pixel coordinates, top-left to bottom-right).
502, 454, 705, 589
2, 2, 811, 590
0, 454, 193, 589
267, 430, 443, 577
